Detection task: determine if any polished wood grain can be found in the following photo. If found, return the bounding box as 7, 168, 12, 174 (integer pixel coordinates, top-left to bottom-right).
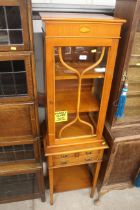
42, 12, 125, 204
53, 165, 92, 192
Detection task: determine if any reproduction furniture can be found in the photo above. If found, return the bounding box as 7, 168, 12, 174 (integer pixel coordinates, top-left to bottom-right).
0, 0, 45, 203
99, 0, 140, 193
41, 12, 125, 205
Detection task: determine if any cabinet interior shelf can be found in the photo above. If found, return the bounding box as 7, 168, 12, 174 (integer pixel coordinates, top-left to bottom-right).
55, 62, 105, 80
55, 113, 96, 139
55, 89, 99, 113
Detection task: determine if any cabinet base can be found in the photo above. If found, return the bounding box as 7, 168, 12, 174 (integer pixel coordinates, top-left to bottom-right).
54, 165, 92, 192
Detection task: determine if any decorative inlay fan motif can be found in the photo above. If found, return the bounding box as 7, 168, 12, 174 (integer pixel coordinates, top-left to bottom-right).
58, 47, 105, 138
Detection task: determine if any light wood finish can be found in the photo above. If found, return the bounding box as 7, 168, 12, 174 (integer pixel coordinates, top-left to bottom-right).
41, 12, 125, 204
56, 89, 99, 113
53, 165, 92, 192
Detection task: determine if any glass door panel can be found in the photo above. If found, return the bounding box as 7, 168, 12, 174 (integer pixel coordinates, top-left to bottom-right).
54, 46, 108, 140
124, 20, 140, 120
0, 60, 27, 97
0, 6, 23, 45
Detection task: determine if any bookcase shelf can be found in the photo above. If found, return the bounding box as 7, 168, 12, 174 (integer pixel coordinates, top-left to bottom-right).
55, 89, 99, 113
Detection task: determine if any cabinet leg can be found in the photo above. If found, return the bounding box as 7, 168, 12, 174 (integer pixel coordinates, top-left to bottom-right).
48, 168, 54, 205
90, 162, 102, 198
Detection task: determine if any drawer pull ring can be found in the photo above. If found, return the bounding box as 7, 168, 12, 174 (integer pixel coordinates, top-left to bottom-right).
61, 161, 67, 165
80, 26, 90, 33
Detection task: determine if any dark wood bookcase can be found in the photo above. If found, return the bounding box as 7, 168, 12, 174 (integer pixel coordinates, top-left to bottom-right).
0, 0, 45, 203
99, 0, 140, 194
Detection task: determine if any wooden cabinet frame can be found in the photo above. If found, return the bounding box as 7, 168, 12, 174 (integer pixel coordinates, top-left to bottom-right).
0, 51, 35, 102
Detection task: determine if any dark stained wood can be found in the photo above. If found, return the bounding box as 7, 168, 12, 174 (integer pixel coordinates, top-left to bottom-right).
0, 0, 45, 203
101, 0, 140, 194
0, 0, 31, 51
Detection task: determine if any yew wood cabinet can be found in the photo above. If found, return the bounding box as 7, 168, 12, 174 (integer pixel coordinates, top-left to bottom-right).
0, 0, 45, 203
41, 12, 125, 205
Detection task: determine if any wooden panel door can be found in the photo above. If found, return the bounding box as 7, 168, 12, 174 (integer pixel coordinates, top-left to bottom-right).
0, 0, 30, 51
0, 102, 38, 139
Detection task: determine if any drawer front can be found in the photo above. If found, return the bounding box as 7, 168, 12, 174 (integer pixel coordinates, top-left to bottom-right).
46, 22, 121, 38
52, 150, 102, 167
0, 103, 38, 139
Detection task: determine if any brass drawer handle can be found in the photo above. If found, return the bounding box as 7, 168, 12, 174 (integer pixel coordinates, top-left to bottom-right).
60, 154, 68, 158
85, 158, 93, 162
80, 26, 90, 33
61, 161, 68, 165
86, 151, 93, 155
75, 153, 80, 157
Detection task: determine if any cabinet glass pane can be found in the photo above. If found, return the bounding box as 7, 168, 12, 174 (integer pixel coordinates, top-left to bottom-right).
0, 60, 28, 97
124, 20, 140, 120
0, 6, 23, 45
54, 46, 108, 139
0, 144, 34, 163
0, 174, 39, 200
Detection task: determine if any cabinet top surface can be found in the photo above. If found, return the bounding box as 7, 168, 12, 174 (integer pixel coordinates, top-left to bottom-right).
40, 12, 126, 23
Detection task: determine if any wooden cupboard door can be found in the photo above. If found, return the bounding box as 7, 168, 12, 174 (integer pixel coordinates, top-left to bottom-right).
106, 140, 140, 185
0, 52, 34, 102
0, 0, 30, 51
0, 103, 38, 139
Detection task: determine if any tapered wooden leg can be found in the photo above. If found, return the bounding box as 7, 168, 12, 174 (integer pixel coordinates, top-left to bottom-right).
90, 162, 102, 198
48, 168, 54, 205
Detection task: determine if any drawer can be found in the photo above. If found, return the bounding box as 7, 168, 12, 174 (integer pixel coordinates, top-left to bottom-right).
0, 103, 38, 139
46, 22, 121, 38
52, 150, 102, 167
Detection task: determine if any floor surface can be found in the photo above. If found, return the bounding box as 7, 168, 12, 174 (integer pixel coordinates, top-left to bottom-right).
0, 187, 140, 210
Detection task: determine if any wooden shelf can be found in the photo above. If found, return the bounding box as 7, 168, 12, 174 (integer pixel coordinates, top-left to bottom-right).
0, 162, 41, 176
55, 62, 105, 80
54, 165, 92, 192
56, 89, 99, 113
55, 113, 96, 139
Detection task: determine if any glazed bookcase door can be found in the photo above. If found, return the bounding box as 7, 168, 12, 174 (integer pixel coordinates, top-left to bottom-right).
0, 52, 34, 102
122, 20, 140, 122
53, 46, 109, 141
0, 0, 29, 51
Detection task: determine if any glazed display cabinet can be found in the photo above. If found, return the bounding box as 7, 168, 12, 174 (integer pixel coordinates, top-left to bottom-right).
100, 0, 140, 193
0, 0, 45, 203
41, 12, 125, 205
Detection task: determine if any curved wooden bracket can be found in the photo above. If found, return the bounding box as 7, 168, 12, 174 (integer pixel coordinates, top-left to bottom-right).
58, 47, 106, 138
